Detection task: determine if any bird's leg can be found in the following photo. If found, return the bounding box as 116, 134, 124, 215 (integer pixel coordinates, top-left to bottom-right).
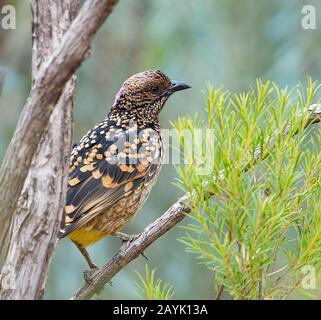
72, 241, 99, 284
72, 240, 97, 269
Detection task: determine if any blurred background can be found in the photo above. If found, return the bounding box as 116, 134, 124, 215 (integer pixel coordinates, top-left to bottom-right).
1, 0, 321, 299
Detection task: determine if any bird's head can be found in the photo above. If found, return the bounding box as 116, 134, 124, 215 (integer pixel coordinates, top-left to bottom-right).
111, 70, 190, 126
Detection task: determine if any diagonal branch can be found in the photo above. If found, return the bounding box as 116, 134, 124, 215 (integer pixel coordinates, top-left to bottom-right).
71, 103, 321, 300
0, 0, 119, 258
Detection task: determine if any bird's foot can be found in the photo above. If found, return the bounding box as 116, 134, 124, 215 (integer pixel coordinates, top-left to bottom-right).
112, 231, 140, 243
113, 232, 140, 252
83, 267, 113, 287
83, 267, 99, 285
113, 232, 148, 261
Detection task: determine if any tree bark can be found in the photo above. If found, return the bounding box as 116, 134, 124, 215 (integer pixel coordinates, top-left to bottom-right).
0, 0, 79, 300
0, 0, 119, 258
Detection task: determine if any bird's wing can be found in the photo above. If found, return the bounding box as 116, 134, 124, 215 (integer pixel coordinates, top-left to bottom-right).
59, 124, 162, 238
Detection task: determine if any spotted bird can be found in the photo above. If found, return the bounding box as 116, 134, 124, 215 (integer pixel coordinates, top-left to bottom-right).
58, 70, 190, 269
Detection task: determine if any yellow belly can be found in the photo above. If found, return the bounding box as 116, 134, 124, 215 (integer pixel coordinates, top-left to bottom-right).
68, 228, 108, 247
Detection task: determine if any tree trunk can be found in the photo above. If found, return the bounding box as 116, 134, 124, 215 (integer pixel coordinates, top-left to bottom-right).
0, 0, 79, 300
0, 0, 118, 257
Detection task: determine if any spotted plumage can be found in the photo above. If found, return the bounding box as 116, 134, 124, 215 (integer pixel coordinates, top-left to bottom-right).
58, 70, 190, 268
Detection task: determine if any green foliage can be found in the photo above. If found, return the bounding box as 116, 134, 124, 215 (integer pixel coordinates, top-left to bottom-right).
172, 78, 321, 299
135, 264, 175, 300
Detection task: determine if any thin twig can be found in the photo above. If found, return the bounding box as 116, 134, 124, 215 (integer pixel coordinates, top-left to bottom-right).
216, 285, 225, 300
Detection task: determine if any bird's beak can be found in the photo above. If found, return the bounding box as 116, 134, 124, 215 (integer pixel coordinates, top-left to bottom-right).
169, 80, 191, 94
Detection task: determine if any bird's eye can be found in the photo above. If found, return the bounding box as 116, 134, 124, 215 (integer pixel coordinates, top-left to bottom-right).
151, 86, 159, 94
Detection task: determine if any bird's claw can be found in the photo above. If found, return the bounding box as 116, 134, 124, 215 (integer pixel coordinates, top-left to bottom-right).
113, 232, 148, 261
83, 267, 99, 285
113, 231, 140, 243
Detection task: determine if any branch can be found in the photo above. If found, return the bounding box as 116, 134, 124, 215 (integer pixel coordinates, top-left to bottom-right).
0, 0, 119, 258
70, 103, 321, 300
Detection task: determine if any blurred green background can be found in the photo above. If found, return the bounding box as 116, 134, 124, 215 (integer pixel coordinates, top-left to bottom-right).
1, 0, 321, 299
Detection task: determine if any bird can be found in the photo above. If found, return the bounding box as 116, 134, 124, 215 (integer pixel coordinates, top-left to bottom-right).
58, 70, 190, 269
